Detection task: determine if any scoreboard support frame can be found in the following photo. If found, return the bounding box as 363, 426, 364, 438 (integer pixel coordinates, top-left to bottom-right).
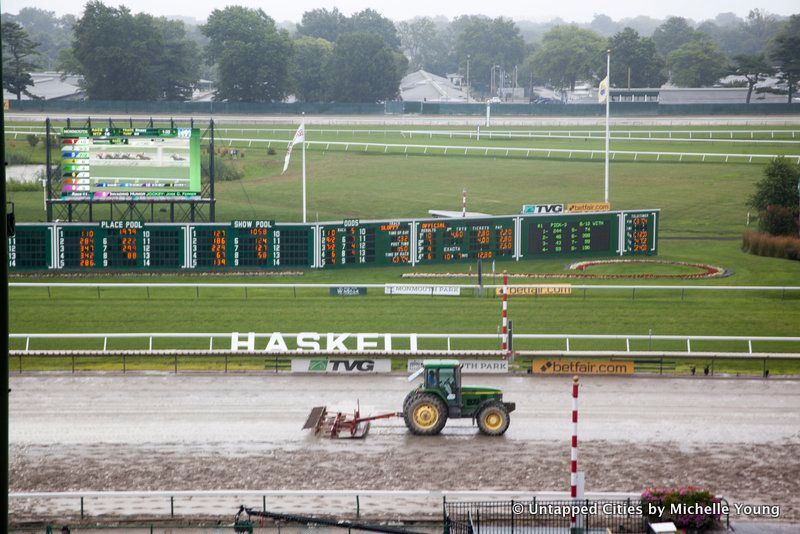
44, 117, 216, 224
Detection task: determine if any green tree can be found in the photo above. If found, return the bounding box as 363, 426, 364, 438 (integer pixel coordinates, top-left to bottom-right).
730, 54, 774, 103
1, 21, 41, 100
652, 17, 699, 56
296, 7, 350, 43
770, 14, 800, 104
668, 40, 728, 87
3, 7, 74, 70
202, 6, 292, 102
454, 17, 526, 93
349, 9, 400, 49
527, 25, 605, 91
607, 28, 666, 88
71, 1, 200, 100
749, 158, 800, 235
327, 32, 407, 103
397, 17, 452, 75
290, 36, 333, 102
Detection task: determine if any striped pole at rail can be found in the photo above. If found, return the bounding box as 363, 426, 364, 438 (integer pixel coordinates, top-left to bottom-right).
501, 271, 508, 351
462, 188, 467, 217
570, 375, 579, 530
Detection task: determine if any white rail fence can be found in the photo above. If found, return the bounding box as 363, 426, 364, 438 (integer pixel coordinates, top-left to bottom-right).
10, 332, 800, 357
7, 128, 799, 163
10, 281, 800, 300
212, 137, 800, 164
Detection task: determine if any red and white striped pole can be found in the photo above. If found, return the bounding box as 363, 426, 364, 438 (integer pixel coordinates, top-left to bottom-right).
462, 188, 467, 217
501, 271, 508, 351
570, 375, 579, 530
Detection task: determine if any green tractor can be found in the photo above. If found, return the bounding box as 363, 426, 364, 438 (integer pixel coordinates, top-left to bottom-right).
403, 359, 515, 436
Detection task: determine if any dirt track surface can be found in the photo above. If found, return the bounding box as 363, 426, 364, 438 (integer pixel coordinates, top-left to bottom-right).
9, 374, 800, 521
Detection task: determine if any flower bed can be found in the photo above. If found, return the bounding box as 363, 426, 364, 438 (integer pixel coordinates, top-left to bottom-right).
642, 486, 723, 531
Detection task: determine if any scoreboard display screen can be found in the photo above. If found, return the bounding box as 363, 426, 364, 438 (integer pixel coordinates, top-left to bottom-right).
522, 213, 617, 257
8, 225, 52, 270
60, 127, 201, 200
319, 219, 411, 267
57, 222, 184, 269
191, 222, 315, 269
8, 210, 658, 271
415, 218, 515, 264
622, 211, 658, 255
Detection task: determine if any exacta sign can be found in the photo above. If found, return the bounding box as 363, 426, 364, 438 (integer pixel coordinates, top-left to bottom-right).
230, 332, 419, 352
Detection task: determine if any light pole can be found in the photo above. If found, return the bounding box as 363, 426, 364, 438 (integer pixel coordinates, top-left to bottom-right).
466, 55, 470, 102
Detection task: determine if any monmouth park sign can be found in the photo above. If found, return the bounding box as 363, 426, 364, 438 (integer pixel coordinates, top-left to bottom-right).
230, 332, 421, 352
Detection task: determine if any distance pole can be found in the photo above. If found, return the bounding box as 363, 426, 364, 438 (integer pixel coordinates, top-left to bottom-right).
604, 50, 611, 204
462, 188, 467, 217
570, 376, 580, 531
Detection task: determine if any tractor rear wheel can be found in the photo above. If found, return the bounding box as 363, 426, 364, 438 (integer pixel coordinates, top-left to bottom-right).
404, 393, 448, 435
477, 401, 510, 436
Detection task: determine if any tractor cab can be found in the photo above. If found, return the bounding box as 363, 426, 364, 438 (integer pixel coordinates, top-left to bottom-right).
404, 359, 515, 436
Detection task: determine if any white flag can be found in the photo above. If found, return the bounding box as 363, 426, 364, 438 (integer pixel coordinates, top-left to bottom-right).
598, 77, 609, 103
281, 123, 305, 175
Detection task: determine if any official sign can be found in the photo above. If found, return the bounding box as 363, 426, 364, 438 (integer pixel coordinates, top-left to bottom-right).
385, 285, 461, 296
532, 359, 634, 375
329, 287, 367, 296
494, 285, 572, 297
408, 359, 508, 374
566, 202, 611, 213
522, 204, 564, 215
292, 358, 392, 373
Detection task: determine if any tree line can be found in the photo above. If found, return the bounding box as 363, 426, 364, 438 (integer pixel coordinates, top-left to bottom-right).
2, 4, 799, 103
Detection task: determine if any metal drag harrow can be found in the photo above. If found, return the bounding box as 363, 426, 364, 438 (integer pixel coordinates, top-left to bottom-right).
302, 402, 400, 439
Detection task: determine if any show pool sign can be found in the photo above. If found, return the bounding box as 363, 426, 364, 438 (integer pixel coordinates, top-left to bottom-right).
292, 358, 392, 373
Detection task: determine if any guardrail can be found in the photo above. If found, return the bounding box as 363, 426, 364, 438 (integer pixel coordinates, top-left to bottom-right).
10, 282, 800, 301
7, 489, 641, 521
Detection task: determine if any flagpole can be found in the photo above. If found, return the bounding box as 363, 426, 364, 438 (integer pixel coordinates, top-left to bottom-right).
302, 115, 307, 224
604, 49, 610, 204
302, 139, 307, 223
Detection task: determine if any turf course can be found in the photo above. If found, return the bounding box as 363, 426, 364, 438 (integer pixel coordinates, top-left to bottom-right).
6, 120, 800, 374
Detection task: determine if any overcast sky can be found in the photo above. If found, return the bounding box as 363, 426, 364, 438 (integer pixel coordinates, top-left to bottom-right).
3, 0, 798, 23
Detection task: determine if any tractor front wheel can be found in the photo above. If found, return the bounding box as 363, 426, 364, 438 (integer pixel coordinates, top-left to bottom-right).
477, 401, 510, 436
404, 393, 448, 435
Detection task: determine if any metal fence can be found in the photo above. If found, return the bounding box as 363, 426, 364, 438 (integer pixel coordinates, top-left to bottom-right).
445, 499, 648, 534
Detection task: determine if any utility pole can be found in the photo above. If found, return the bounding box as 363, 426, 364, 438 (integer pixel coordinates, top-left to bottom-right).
466, 55, 470, 102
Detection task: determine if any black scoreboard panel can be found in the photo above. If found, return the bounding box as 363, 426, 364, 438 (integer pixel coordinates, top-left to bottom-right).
56, 222, 183, 270
192, 222, 315, 269
622, 211, 658, 255
9, 211, 658, 271
142, 225, 184, 269
415, 218, 516, 264
319, 220, 412, 268
522, 213, 619, 258
192, 225, 229, 269
272, 225, 314, 267
8, 225, 51, 270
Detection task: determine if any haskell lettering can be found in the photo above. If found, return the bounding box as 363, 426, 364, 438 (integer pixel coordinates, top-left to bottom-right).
230, 332, 418, 352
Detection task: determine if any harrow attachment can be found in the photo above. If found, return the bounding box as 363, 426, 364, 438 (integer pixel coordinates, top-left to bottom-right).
302, 403, 399, 439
